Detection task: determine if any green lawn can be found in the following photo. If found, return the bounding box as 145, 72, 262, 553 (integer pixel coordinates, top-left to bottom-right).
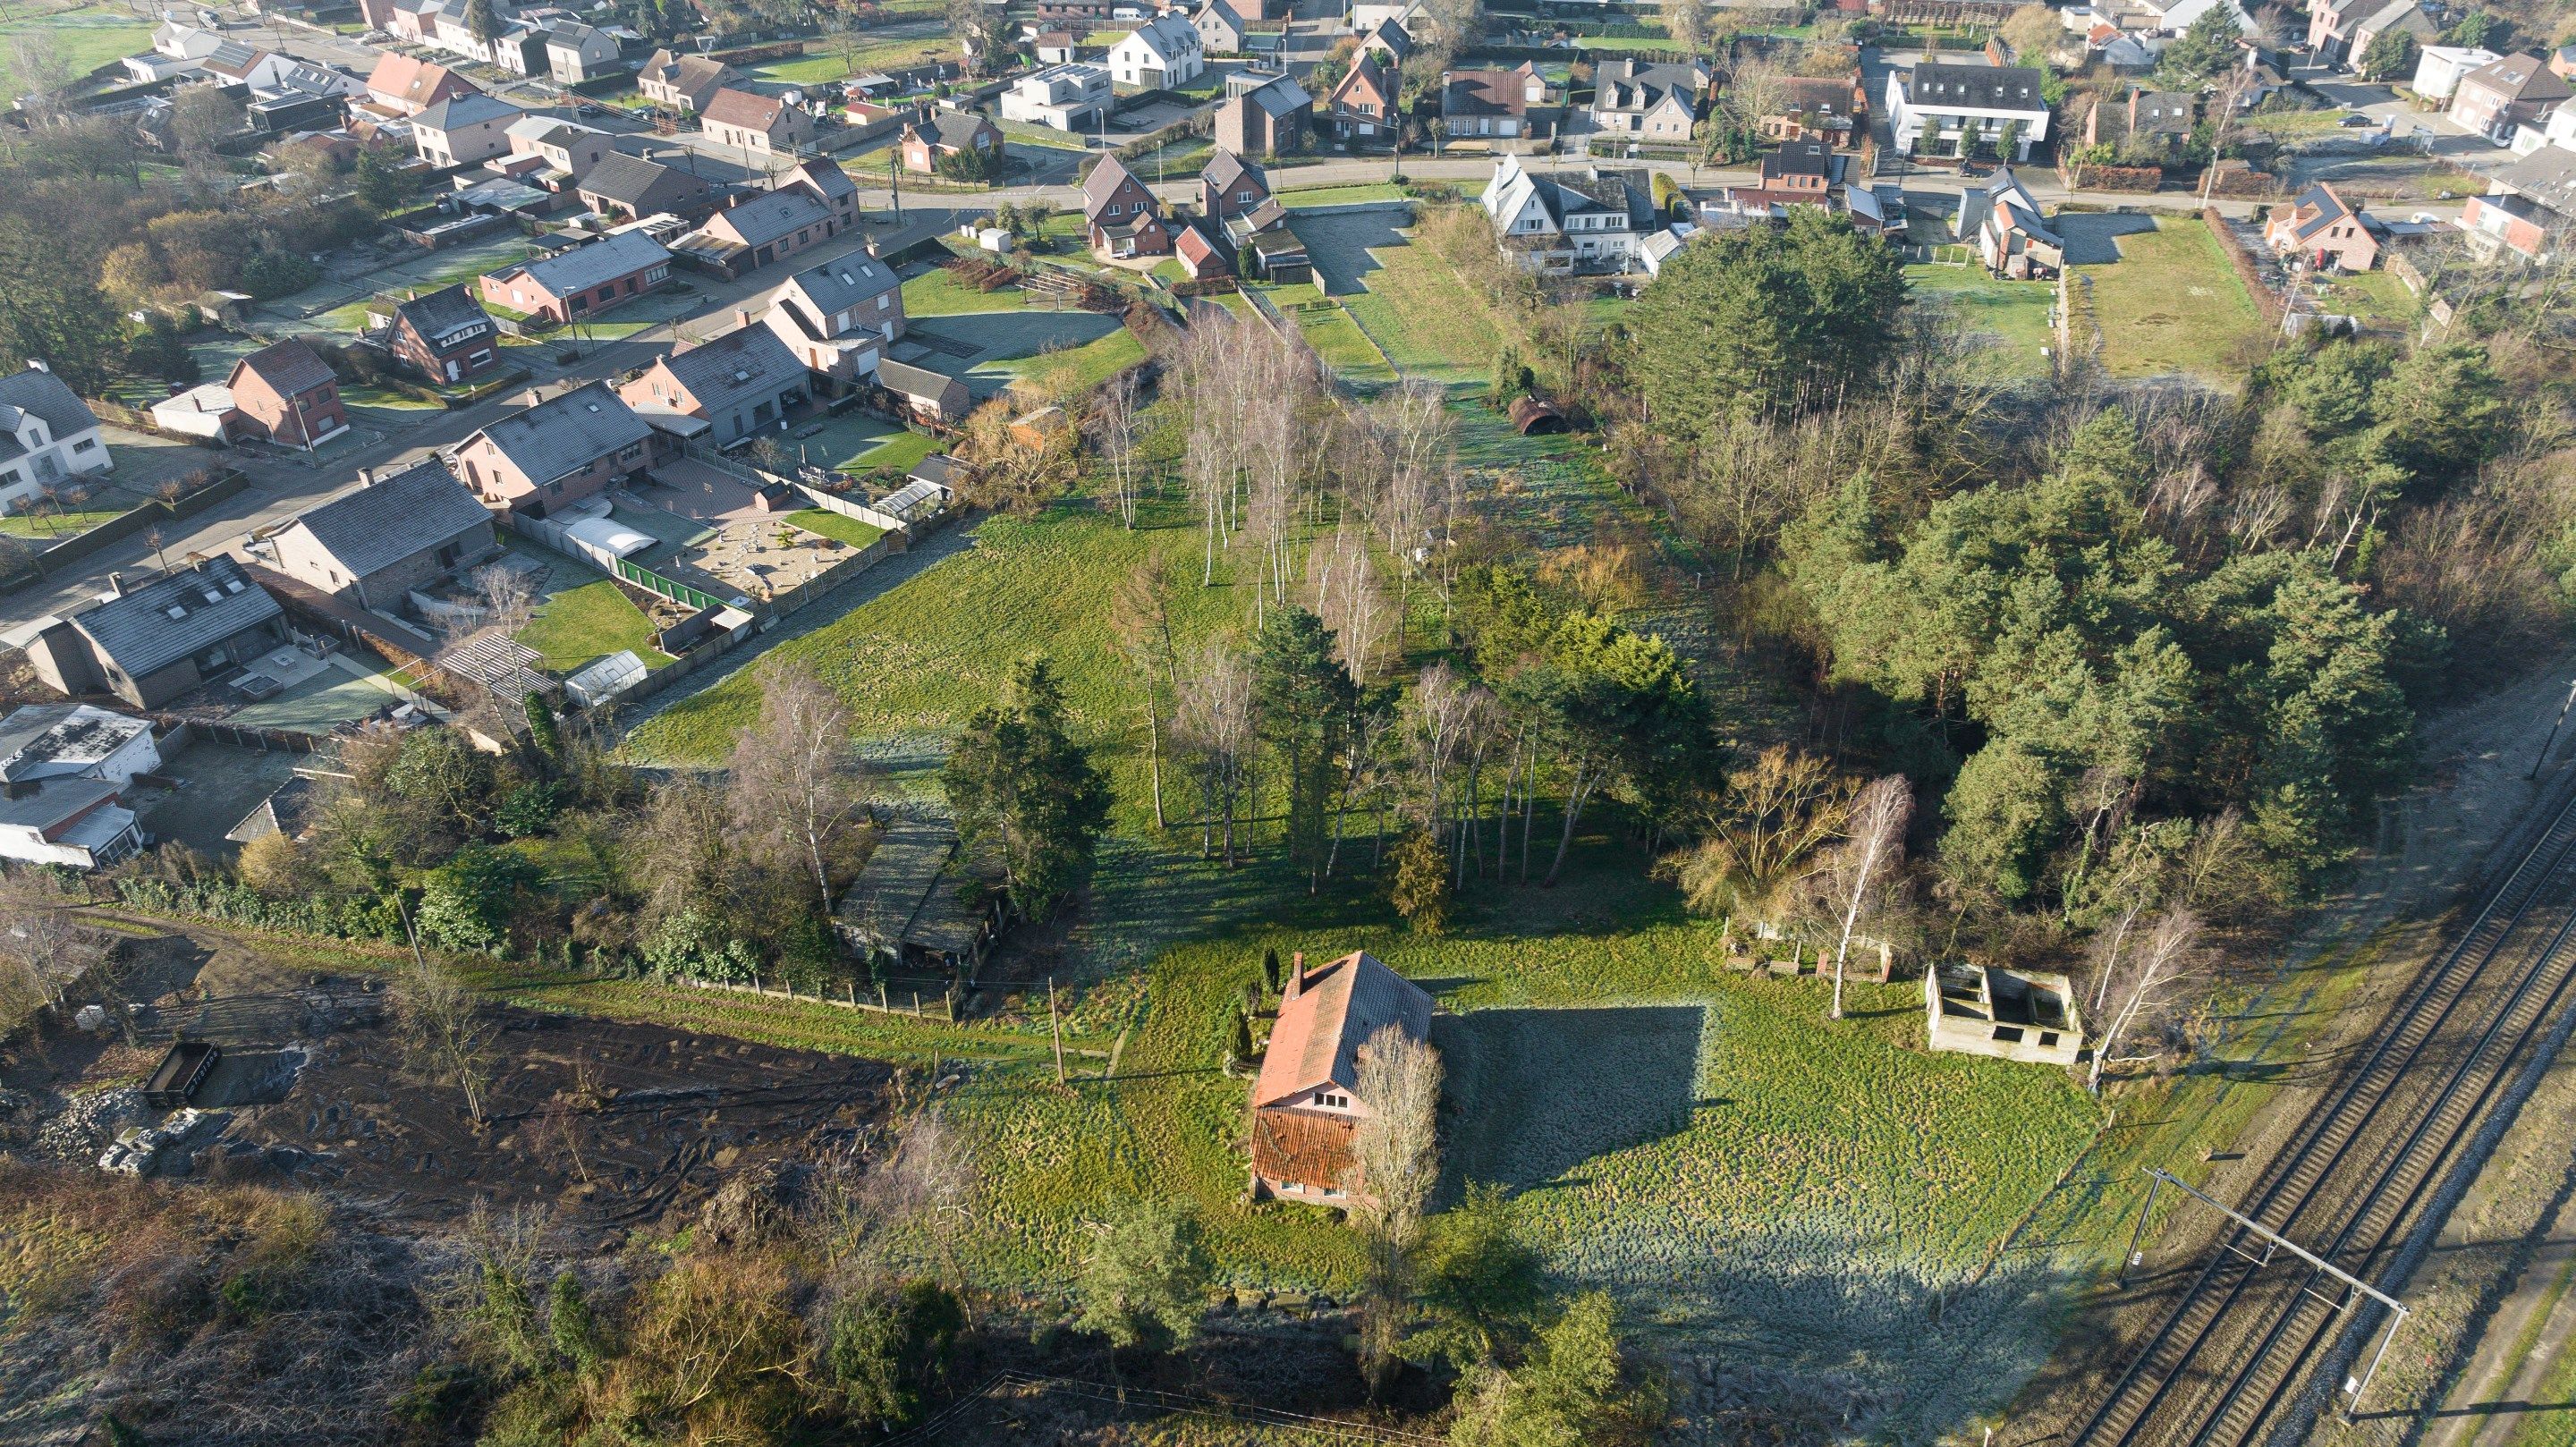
901, 267, 1036, 317
848, 429, 943, 475
1905, 262, 2055, 374
2310, 265, 2418, 326
1275, 182, 1410, 208
1340, 233, 1506, 387
750, 33, 957, 83
3, 3, 154, 79
786, 508, 888, 550
994, 116, 1095, 151
0, 507, 124, 538
516, 573, 673, 674
1003, 326, 1147, 401
2078, 218, 2268, 382
1293, 302, 1394, 382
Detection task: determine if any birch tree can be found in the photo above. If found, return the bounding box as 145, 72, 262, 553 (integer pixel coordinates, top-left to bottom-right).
2090, 907, 2200, 1093
1176, 640, 1255, 866
1113, 557, 1183, 829
1349, 1023, 1444, 1399
1089, 369, 1143, 529
729, 661, 869, 914
1826, 774, 1911, 1021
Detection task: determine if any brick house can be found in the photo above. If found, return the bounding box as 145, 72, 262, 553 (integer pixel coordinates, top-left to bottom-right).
504, 116, 614, 182
764, 250, 905, 389
1326, 52, 1398, 141
900, 107, 1005, 173
1760, 73, 1867, 146
23, 555, 284, 709
2465, 146, 2576, 260
1442, 63, 1559, 140
2264, 182, 2381, 271
362, 52, 478, 115
778, 157, 860, 231
480, 231, 674, 325
1201, 148, 1271, 222
1248, 951, 1435, 1205
267, 458, 496, 610
697, 186, 841, 274
1214, 73, 1310, 157
576, 153, 717, 224
1590, 58, 1707, 144
638, 49, 741, 111
451, 380, 657, 517
1082, 153, 1171, 258
700, 86, 816, 157
2453, 51, 2572, 140
618, 326, 809, 444
226, 340, 348, 450
387, 284, 500, 384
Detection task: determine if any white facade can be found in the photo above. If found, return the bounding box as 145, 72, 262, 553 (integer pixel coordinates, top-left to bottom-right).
2416, 45, 2503, 102
1108, 13, 1204, 89
1001, 63, 1113, 129
1479, 154, 1647, 272
0, 399, 111, 514
1884, 65, 2053, 159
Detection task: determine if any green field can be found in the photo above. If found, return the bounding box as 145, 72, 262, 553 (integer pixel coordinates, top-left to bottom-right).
1341, 233, 1507, 387
901, 267, 1037, 317
751, 32, 957, 84
786, 507, 888, 550
1905, 262, 2056, 374
847, 428, 943, 474
999, 326, 1147, 400
2309, 265, 2418, 326
0, 505, 124, 538
2, 2, 155, 80
1292, 301, 1394, 382
2078, 218, 2268, 381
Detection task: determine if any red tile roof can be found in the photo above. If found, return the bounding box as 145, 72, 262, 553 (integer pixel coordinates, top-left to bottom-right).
1251, 950, 1433, 1110
701, 87, 787, 131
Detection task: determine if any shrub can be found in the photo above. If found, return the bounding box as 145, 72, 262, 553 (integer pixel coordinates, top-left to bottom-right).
494, 781, 566, 839
415, 845, 540, 952
239, 250, 320, 300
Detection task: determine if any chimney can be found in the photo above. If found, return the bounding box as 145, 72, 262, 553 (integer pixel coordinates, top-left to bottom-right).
23, 358, 47, 374
358, 465, 376, 487
866, 237, 881, 258
106, 571, 123, 597
735, 308, 754, 331
1288, 951, 1305, 998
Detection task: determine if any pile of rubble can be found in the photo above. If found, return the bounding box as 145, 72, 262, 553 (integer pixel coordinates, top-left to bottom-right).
30, 1087, 141, 1163
98, 1107, 219, 1176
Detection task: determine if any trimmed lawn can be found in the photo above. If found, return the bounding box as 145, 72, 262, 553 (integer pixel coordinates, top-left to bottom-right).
0, 507, 124, 538
517, 572, 672, 674
902, 267, 1035, 316
996, 117, 1094, 151
750, 33, 956, 83
849, 429, 943, 474
2310, 266, 2418, 326
1906, 262, 2055, 374
2079, 218, 2267, 382
1340, 233, 1506, 387
786, 508, 888, 549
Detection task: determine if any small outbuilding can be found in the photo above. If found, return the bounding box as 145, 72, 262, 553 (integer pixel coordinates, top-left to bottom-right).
1925, 963, 2082, 1067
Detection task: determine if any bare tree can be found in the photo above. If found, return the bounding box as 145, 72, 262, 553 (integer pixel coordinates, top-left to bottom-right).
391, 912, 496, 1125
1827, 774, 1911, 1021
1348, 1023, 1444, 1399
867, 1105, 983, 1320
1673, 747, 1852, 921
1718, 55, 1790, 137
728, 660, 868, 913
1309, 518, 1393, 689
0, 881, 93, 1028
1659, 0, 1708, 53
1175, 640, 1255, 866
1090, 369, 1145, 529
1114, 557, 1184, 829
2090, 907, 2201, 1092
475, 563, 537, 639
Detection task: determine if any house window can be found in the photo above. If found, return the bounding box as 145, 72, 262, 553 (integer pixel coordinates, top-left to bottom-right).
1992, 1025, 2025, 1044
72, 439, 95, 453
2039, 1031, 2060, 1047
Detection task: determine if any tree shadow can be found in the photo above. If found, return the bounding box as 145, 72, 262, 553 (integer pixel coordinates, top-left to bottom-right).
1434, 1004, 1707, 1203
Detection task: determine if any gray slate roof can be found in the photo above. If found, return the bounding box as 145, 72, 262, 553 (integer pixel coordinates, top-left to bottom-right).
876, 359, 967, 405
579, 152, 711, 211
782, 253, 899, 315
282, 458, 487, 578
712, 187, 832, 248
1906, 63, 2048, 112
507, 230, 672, 299
415, 92, 521, 131
1203, 146, 1266, 196
470, 381, 655, 486
0, 368, 100, 442
655, 326, 803, 414
68, 555, 281, 680
391, 283, 491, 349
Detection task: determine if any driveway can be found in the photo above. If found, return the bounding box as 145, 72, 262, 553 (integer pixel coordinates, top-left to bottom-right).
1288, 206, 1411, 295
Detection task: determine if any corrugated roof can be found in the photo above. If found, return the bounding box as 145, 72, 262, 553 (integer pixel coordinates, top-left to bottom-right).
68, 555, 281, 680
468, 380, 655, 487
279, 458, 487, 579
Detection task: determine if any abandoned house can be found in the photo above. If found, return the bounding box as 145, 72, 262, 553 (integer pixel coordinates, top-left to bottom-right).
1248, 950, 1435, 1205
1924, 962, 2083, 1067
832, 817, 1003, 977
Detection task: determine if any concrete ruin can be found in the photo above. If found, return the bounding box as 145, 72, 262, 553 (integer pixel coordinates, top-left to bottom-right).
1924, 963, 2082, 1067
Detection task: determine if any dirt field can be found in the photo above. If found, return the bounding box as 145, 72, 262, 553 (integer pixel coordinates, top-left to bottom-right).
0, 924, 896, 1244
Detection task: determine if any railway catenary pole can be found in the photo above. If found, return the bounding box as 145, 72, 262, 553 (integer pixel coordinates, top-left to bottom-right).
2123, 1167, 2411, 1416
2531, 677, 2576, 780
2115, 1169, 2164, 1288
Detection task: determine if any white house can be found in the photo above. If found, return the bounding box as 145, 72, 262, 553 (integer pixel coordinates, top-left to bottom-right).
2413, 44, 2502, 102
1479, 153, 1652, 272
1108, 13, 1204, 89
0, 705, 157, 870
1885, 63, 2053, 160
1001, 63, 1114, 130
0, 367, 112, 515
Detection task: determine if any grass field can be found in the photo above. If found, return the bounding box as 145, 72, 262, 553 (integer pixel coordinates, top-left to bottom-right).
1002, 326, 1147, 401
1340, 234, 1506, 388
786, 508, 888, 550
750, 33, 957, 83
3, 2, 154, 80
0, 506, 124, 538
2078, 218, 2268, 381
2309, 266, 2418, 326
1905, 262, 2055, 374
847, 429, 943, 475
1292, 303, 1395, 383
996, 117, 1096, 151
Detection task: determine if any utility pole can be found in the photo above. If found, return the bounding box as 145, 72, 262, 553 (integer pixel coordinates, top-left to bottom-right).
1048, 974, 1066, 1083
2530, 677, 2576, 779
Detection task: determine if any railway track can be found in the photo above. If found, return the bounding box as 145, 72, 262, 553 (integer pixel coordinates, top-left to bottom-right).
2069, 780, 2576, 1447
